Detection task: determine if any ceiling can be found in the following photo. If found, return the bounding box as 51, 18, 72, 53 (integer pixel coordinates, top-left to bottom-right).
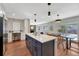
0, 3, 79, 25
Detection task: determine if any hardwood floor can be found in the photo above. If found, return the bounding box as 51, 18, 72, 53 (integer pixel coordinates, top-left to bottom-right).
4, 40, 79, 56
4, 40, 32, 56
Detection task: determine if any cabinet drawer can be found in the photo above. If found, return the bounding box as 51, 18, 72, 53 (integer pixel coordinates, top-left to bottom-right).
32, 45, 42, 56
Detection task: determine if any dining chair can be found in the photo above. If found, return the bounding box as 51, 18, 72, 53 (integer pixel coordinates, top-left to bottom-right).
71, 38, 79, 53
57, 35, 65, 50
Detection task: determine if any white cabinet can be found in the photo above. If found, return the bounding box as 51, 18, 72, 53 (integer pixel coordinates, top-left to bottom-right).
13, 21, 20, 33
7, 18, 30, 42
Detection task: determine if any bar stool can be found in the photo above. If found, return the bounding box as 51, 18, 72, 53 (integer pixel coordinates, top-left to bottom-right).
57, 35, 65, 50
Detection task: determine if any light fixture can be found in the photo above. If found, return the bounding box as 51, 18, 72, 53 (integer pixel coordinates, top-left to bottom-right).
55, 17, 62, 23
34, 13, 37, 22
48, 3, 51, 6
34, 19, 36, 22
55, 19, 61, 21
34, 13, 36, 16
47, 3, 51, 16
57, 14, 59, 17
55, 19, 61, 23
48, 11, 51, 16
55, 14, 62, 23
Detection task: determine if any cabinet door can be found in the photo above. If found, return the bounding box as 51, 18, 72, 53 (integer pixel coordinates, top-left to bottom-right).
36, 41, 42, 56
26, 35, 32, 52
32, 39, 42, 56
32, 38, 37, 46
42, 40, 55, 56
32, 46, 37, 56
28, 36, 33, 52
26, 35, 42, 56
26, 35, 30, 49
32, 44, 42, 56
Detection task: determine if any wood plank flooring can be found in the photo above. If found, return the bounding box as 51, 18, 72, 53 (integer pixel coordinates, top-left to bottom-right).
4, 40, 79, 56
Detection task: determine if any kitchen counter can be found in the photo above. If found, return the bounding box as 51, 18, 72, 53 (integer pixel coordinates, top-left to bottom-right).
26, 33, 57, 56
26, 33, 57, 43
47, 31, 60, 36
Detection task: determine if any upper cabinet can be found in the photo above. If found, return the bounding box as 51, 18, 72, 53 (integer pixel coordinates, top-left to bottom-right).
13, 21, 21, 33
30, 22, 54, 34
7, 18, 25, 33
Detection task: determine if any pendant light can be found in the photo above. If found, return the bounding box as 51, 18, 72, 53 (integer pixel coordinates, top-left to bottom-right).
55, 14, 61, 23
34, 13, 37, 22
48, 11, 51, 16
47, 3, 51, 16
48, 3, 51, 6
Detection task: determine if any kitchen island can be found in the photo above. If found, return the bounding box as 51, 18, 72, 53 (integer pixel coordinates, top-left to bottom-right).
25, 33, 57, 56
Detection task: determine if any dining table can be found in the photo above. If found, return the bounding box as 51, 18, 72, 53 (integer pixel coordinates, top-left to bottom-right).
61, 33, 78, 49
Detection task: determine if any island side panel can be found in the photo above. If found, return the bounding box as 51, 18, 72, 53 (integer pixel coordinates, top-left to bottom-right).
41, 40, 55, 56
26, 34, 42, 56
26, 34, 56, 56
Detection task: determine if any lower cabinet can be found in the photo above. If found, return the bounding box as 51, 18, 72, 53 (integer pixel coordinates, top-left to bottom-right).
26, 35, 55, 56
42, 41, 55, 56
